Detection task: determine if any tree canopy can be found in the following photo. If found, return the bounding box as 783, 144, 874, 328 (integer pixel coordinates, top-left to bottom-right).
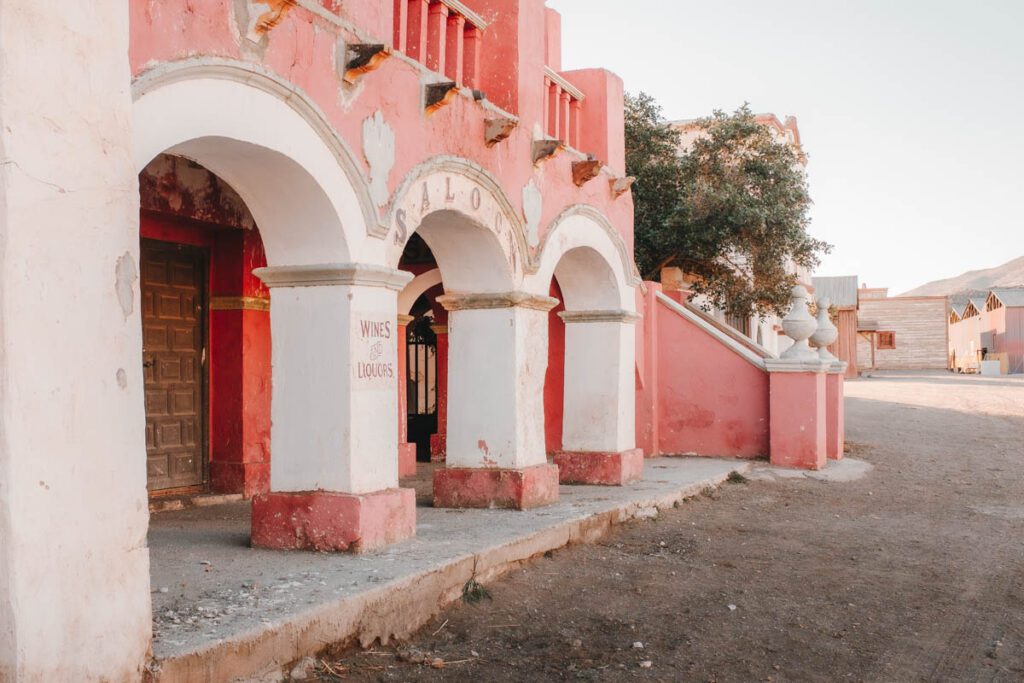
626, 94, 830, 316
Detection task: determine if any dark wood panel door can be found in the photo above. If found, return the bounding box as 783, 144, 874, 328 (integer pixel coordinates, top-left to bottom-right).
141, 240, 207, 492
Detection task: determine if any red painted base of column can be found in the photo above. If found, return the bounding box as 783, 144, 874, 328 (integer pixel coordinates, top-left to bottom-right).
429, 433, 447, 463
251, 488, 416, 553
433, 464, 559, 510
210, 462, 270, 499
398, 442, 418, 478
553, 449, 644, 486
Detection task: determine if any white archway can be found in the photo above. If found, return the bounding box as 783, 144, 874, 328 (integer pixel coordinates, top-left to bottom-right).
133, 60, 375, 264
531, 206, 641, 483
384, 156, 527, 292
529, 205, 638, 311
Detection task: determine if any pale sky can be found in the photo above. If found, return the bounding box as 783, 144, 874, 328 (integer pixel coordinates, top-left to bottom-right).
547, 0, 1024, 294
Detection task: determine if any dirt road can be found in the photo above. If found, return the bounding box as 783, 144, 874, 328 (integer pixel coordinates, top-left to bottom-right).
312, 372, 1024, 682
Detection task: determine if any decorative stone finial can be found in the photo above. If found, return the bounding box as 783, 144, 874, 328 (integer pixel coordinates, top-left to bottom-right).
780, 285, 818, 361
809, 296, 839, 362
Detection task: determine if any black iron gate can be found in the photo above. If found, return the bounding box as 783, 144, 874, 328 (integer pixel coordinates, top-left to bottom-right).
406, 316, 437, 460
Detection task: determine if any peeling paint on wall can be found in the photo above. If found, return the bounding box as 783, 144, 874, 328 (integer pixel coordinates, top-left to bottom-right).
115, 252, 138, 319
522, 179, 542, 248
362, 110, 395, 208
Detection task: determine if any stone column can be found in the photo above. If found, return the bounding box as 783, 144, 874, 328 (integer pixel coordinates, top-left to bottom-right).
0, 1, 152, 679
429, 324, 449, 462
553, 310, 644, 485
432, 292, 560, 509
766, 286, 830, 470
809, 296, 848, 461
249, 264, 416, 552
397, 314, 418, 477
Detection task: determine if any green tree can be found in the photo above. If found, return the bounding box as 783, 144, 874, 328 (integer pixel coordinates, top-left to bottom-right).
626, 95, 830, 316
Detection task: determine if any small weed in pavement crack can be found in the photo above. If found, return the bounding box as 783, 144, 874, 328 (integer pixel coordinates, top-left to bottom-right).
727, 471, 749, 484
462, 579, 492, 604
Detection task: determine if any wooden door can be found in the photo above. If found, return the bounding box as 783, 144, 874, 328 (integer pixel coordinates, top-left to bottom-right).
141, 240, 207, 493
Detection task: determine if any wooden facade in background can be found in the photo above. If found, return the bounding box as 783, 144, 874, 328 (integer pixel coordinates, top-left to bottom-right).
828, 308, 859, 378
856, 296, 949, 370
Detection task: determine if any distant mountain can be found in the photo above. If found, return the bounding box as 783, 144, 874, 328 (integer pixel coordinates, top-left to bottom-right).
903, 256, 1024, 302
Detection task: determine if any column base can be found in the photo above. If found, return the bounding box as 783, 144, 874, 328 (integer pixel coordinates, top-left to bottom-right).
553, 449, 644, 486
398, 442, 418, 478
251, 488, 416, 553
210, 461, 269, 499
429, 433, 447, 463
433, 464, 559, 510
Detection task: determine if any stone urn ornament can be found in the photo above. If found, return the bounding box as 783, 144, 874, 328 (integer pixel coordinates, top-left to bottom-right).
780, 285, 819, 361
809, 296, 839, 362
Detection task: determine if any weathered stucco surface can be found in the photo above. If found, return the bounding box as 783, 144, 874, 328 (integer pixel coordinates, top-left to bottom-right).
0, 1, 152, 680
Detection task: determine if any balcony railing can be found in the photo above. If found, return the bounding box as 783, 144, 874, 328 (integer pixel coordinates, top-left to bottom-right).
394, 0, 487, 87
543, 67, 583, 148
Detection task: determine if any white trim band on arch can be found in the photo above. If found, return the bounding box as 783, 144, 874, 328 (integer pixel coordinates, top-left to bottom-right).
437, 291, 560, 312
254, 263, 414, 290
558, 310, 641, 324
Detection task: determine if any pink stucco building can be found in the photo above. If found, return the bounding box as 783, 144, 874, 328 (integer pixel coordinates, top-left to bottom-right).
949, 289, 1024, 374
0, 2, 844, 679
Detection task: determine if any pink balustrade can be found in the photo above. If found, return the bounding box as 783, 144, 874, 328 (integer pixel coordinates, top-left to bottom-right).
394, 0, 485, 88
543, 68, 584, 148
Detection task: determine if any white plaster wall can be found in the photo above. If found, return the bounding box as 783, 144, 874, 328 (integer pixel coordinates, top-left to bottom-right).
561, 321, 636, 452
0, 1, 151, 679
268, 283, 402, 494
446, 307, 549, 470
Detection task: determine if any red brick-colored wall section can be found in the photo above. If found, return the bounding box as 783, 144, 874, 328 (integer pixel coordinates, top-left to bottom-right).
209, 230, 271, 497
543, 7, 561, 70
654, 298, 770, 459
471, 0, 546, 123
543, 279, 565, 454
562, 68, 626, 175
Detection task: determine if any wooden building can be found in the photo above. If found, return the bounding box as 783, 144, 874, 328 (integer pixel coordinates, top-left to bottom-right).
812, 276, 859, 378
856, 287, 949, 370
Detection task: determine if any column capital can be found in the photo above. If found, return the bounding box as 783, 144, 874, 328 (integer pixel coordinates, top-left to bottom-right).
827, 360, 849, 374
429, 324, 449, 334
764, 358, 832, 374
254, 263, 414, 291
397, 313, 415, 327
558, 309, 640, 324
436, 291, 559, 312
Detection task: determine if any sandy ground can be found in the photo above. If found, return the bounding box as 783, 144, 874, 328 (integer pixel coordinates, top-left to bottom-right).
302, 372, 1024, 682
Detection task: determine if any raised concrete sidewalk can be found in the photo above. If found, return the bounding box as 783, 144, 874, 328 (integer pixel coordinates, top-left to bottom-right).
148, 457, 751, 682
